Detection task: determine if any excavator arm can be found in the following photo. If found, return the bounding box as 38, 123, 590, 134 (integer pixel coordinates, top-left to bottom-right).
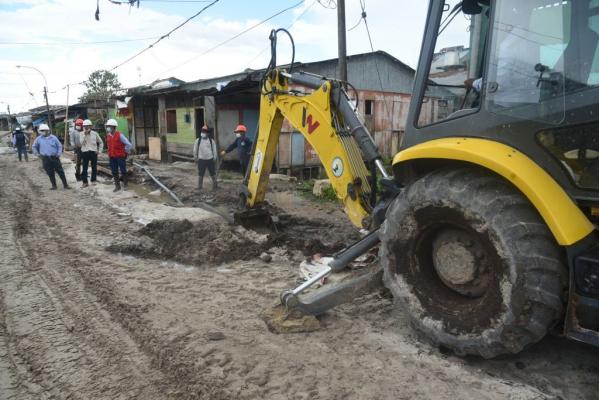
242, 68, 390, 229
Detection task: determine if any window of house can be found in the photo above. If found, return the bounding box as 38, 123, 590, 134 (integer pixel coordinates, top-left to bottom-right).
166, 109, 177, 133
365, 100, 374, 116
417, 0, 490, 127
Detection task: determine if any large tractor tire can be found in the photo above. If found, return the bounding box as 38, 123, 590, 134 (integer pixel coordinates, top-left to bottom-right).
380, 168, 567, 358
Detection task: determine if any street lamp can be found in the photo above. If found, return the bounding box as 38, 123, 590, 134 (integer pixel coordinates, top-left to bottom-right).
16, 65, 53, 132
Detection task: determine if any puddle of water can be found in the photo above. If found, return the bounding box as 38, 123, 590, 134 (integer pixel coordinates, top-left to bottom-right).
127, 182, 176, 205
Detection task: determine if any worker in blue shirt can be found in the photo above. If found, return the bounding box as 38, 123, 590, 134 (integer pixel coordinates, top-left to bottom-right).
220, 124, 253, 176
11, 126, 29, 162
32, 124, 70, 190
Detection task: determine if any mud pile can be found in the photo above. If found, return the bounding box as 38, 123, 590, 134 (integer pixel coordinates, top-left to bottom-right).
108, 212, 361, 266
268, 213, 361, 255
181, 190, 240, 209
108, 219, 268, 265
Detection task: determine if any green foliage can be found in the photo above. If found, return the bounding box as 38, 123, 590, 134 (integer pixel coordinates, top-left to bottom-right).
296, 179, 337, 202
54, 121, 66, 137
320, 185, 338, 201
80, 70, 122, 103
297, 180, 314, 193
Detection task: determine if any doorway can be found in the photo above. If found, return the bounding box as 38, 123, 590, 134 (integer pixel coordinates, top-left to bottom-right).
194, 107, 205, 139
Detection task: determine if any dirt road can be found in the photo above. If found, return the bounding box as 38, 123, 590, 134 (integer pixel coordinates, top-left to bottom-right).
0, 153, 597, 400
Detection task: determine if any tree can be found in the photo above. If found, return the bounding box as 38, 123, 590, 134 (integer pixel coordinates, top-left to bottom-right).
80, 70, 122, 103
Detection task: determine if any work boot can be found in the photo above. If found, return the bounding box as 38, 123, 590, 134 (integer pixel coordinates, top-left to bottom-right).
59, 176, 69, 189
211, 175, 218, 190
81, 182, 89, 188
198, 175, 204, 191
113, 177, 121, 192
122, 175, 128, 190
50, 186, 57, 190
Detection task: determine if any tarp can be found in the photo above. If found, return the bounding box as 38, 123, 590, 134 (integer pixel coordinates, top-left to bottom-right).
32, 117, 47, 127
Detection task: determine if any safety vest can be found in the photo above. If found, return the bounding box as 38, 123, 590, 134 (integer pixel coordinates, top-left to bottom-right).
107, 131, 126, 158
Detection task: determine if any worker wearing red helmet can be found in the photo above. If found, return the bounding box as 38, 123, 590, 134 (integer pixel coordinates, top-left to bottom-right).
220, 124, 253, 176
70, 118, 84, 181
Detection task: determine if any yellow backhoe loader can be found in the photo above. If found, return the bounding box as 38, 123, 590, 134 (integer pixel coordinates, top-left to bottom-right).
240, 0, 599, 358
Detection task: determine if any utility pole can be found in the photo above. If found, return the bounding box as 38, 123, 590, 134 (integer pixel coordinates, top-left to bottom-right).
337, 0, 348, 85
43, 86, 52, 132
64, 84, 70, 148
6, 104, 12, 132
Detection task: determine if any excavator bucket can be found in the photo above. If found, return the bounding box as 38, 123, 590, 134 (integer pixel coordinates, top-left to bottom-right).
233, 208, 278, 232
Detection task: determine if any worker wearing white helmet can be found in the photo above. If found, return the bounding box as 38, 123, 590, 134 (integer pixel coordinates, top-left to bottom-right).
32, 124, 70, 190
105, 118, 132, 191
80, 119, 104, 188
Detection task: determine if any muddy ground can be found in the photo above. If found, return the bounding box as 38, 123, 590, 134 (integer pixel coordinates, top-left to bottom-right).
0, 146, 598, 399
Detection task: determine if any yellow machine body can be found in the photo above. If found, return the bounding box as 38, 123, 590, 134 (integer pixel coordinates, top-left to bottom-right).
392, 137, 594, 246
246, 73, 372, 228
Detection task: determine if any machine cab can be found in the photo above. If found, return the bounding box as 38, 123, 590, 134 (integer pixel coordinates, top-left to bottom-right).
398, 0, 599, 344
404, 0, 599, 211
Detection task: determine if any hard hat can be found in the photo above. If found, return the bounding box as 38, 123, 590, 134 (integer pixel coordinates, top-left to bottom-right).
234, 124, 247, 133
201, 124, 209, 131
15, 126, 22, 131
75, 118, 84, 126
105, 118, 118, 127
39, 123, 50, 131
82, 119, 93, 126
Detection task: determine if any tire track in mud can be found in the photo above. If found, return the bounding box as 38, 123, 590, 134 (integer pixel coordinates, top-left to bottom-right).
0, 161, 169, 399
3, 160, 231, 400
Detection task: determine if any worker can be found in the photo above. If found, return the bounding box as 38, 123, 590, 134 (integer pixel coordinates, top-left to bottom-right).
220, 124, 252, 176
80, 119, 104, 188
105, 118, 132, 192
32, 124, 70, 190
11, 126, 29, 162
193, 125, 218, 190
70, 118, 84, 181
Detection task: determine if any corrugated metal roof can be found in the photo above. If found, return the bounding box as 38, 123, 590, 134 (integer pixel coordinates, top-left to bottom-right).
130, 51, 415, 97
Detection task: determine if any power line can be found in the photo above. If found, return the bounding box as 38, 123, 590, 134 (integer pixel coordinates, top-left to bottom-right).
143, 0, 213, 2
109, 0, 220, 71
347, 0, 365, 31
0, 37, 159, 46
246, 0, 318, 67
152, 0, 305, 79
109, 0, 212, 2
317, 0, 336, 9
358, 0, 393, 122
16, 70, 40, 107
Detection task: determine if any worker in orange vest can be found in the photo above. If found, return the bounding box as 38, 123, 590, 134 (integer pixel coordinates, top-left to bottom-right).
105, 119, 132, 192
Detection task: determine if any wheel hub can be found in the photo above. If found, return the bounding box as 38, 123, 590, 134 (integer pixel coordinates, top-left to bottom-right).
431, 229, 489, 297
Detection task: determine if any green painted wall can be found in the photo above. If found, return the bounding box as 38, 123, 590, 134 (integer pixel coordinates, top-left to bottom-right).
108, 109, 129, 138
167, 107, 196, 144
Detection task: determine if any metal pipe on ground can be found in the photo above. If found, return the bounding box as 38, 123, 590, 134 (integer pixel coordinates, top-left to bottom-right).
132, 162, 184, 206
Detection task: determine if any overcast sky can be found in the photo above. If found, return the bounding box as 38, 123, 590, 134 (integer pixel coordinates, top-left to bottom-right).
0, 0, 429, 113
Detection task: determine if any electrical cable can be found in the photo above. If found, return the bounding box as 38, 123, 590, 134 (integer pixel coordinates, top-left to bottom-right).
151, 0, 304, 80
0, 37, 159, 46
109, 0, 220, 71
108, 0, 212, 3
317, 0, 336, 9
16, 70, 39, 106
245, 0, 317, 67
347, 0, 365, 31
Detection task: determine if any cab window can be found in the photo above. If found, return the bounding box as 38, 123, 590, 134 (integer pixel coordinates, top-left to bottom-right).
417, 0, 491, 127
485, 0, 599, 123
